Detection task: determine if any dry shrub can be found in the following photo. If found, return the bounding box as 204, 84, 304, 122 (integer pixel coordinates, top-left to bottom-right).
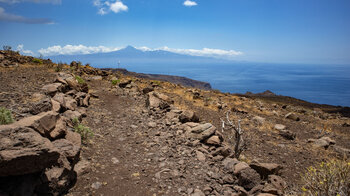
301, 159, 350, 196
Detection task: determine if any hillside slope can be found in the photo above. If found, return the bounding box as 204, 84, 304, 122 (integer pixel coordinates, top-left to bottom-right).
0, 50, 349, 196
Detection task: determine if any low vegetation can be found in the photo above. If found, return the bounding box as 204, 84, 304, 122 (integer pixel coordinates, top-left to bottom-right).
301, 159, 350, 196
0, 107, 14, 125
111, 79, 120, 86
32, 58, 43, 64
75, 75, 85, 84
72, 118, 93, 141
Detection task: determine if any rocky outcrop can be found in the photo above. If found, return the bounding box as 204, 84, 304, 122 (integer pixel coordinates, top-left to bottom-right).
130, 84, 287, 196
0, 72, 92, 195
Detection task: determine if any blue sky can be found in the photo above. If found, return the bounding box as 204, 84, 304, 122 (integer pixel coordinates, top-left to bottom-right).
0, 0, 350, 64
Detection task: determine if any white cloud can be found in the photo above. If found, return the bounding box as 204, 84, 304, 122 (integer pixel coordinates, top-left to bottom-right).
38, 44, 243, 59
108, 1, 128, 13
16, 44, 34, 55
137, 46, 243, 59
0, 0, 61, 4
38, 44, 122, 56
0, 7, 54, 24
93, 0, 128, 15
183, 0, 197, 7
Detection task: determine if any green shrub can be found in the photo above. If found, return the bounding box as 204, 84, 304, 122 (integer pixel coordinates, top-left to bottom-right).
32, 58, 43, 64
75, 75, 85, 84
0, 107, 14, 125
301, 159, 350, 196
111, 79, 120, 86
151, 80, 161, 85
72, 118, 93, 141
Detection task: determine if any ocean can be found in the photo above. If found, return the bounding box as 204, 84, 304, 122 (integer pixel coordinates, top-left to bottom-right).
97, 62, 350, 107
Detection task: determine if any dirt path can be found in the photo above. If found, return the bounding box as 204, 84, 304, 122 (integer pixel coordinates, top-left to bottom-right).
69, 81, 164, 195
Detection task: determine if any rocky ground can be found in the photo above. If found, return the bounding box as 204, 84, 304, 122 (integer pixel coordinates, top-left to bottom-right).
0, 50, 350, 196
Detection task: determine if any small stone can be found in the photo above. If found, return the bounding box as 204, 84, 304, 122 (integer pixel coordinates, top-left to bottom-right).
191, 189, 205, 196
196, 151, 206, 162
148, 122, 157, 128
91, 182, 102, 190
274, 124, 286, 130
111, 157, 119, 164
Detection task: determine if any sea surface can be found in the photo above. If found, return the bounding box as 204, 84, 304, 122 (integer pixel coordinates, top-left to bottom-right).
97, 62, 350, 107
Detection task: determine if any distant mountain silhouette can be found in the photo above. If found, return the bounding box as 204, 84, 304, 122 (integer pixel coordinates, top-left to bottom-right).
48, 46, 229, 67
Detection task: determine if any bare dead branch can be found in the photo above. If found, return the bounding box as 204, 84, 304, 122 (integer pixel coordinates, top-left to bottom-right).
221, 111, 246, 159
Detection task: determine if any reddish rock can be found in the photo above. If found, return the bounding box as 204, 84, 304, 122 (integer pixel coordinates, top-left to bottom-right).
0, 126, 60, 176
238, 168, 261, 190
250, 161, 283, 179
234, 162, 250, 175
179, 110, 199, 123
42, 83, 63, 96
65, 130, 82, 147
205, 135, 221, 146
52, 139, 80, 164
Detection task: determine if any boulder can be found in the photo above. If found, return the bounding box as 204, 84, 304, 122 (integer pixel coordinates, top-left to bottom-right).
65, 130, 82, 147
52, 139, 80, 164
222, 158, 239, 171
179, 110, 199, 123
250, 161, 282, 179
74, 159, 90, 176
30, 97, 52, 115
55, 74, 68, 85
238, 168, 261, 190
49, 117, 67, 140
63, 110, 82, 122
51, 98, 61, 113
211, 145, 232, 158
82, 94, 90, 107
191, 123, 213, 134
65, 77, 79, 91
52, 93, 77, 111
142, 87, 154, 94
0, 126, 60, 176
118, 80, 132, 88
197, 126, 216, 141
146, 92, 170, 109
234, 162, 250, 175
36, 155, 76, 195
2, 111, 59, 137
154, 92, 173, 104
205, 135, 222, 146
42, 83, 63, 96
265, 175, 286, 196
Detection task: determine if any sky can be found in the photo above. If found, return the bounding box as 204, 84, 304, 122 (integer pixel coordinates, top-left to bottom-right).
0, 0, 350, 64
